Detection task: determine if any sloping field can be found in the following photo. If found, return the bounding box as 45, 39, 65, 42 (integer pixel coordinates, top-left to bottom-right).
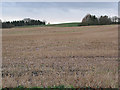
46, 22, 80, 27
2, 25, 118, 88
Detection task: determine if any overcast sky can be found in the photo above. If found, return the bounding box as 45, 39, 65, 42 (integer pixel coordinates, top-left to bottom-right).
1, 2, 118, 24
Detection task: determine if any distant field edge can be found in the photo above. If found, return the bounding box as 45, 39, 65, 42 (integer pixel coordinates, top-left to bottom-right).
2, 23, 119, 29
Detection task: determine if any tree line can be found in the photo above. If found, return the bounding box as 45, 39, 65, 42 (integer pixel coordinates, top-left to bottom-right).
1, 18, 46, 28
80, 14, 119, 26
0, 15, 119, 28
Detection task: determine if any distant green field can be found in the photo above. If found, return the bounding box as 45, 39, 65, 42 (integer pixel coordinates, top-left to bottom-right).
9, 22, 117, 29
12, 22, 80, 28
46, 22, 81, 27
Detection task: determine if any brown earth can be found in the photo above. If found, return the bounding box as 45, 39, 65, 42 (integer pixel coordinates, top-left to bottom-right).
2, 25, 118, 88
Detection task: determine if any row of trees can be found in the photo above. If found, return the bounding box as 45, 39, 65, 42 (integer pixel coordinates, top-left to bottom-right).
81, 14, 119, 26
2, 18, 46, 28
1, 15, 119, 28
0, 20, 2, 28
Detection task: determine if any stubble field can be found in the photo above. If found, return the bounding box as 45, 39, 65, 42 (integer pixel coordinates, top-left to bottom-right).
2, 25, 118, 88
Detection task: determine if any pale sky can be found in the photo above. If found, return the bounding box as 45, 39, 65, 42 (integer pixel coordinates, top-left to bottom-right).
1, 2, 118, 24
